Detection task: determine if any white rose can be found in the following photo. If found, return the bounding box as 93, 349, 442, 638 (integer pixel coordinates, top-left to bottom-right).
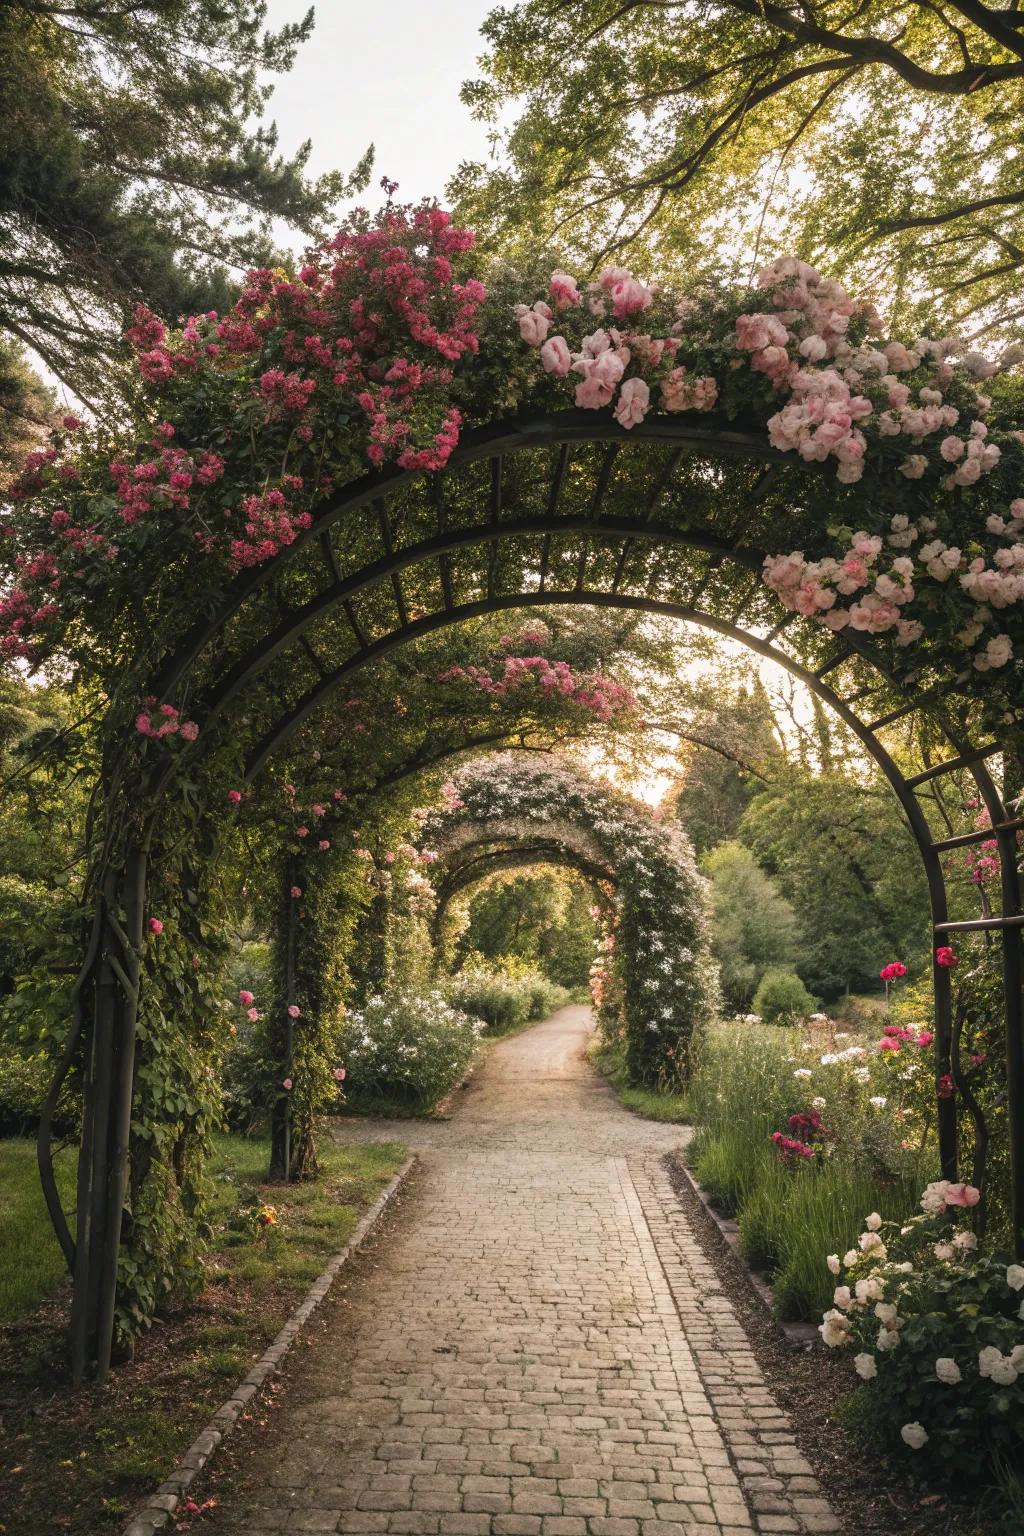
935, 1358, 961, 1385
853, 1352, 877, 1380
901, 1422, 928, 1450
827, 1254, 841, 1275
953, 1231, 978, 1252
865, 1212, 882, 1232
819, 1309, 852, 1347
1007, 1264, 1024, 1291
875, 1302, 899, 1327
844, 1249, 859, 1267
1010, 1345, 1024, 1371
834, 1286, 853, 1312
856, 1276, 884, 1304
877, 1327, 901, 1351
933, 1243, 955, 1261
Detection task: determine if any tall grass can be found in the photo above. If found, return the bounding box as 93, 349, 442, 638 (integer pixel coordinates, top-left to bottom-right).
688, 1020, 931, 1321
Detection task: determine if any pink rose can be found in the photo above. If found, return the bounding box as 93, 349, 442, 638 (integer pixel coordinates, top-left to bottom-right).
296, 826, 309, 838
147, 917, 164, 935
613, 377, 650, 430
939, 435, 965, 462
247, 1007, 259, 1023
239, 990, 255, 1006
319, 839, 330, 851
549, 273, 581, 310
227, 789, 242, 804
540, 336, 572, 377
290, 885, 302, 899
287, 1004, 301, 1019
517, 306, 550, 347
333, 1067, 347, 1082
179, 720, 200, 741
282, 1077, 293, 1091
944, 1183, 980, 1207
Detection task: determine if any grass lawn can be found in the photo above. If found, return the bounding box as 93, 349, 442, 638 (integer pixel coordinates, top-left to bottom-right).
0, 1130, 406, 1536
0, 1137, 78, 1325
587, 1035, 691, 1124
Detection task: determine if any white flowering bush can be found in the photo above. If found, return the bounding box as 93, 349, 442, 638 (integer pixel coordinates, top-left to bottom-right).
336, 989, 483, 1111
820, 1181, 1024, 1479
446, 961, 569, 1033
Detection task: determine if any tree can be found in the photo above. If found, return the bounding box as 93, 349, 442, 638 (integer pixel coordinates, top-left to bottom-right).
0, 2, 369, 413
704, 841, 798, 1010
453, 0, 1024, 336
458, 868, 596, 986
740, 772, 931, 998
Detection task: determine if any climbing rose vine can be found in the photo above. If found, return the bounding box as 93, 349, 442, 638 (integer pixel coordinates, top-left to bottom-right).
2, 206, 1022, 738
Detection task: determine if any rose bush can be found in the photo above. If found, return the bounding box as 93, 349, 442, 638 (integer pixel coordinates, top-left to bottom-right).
820, 1184, 1024, 1481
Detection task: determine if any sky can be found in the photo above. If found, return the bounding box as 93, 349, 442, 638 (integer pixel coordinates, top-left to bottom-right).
263, 0, 498, 225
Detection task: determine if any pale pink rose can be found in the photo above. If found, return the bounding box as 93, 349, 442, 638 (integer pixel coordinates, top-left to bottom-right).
549, 272, 581, 310
518, 307, 550, 347
609, 277, 653, 319
799, 335, 828, 362
735, 312, 789, 352
943, 1182, 980, 1207
613, 377, 650, 430
540, 336, 572, 377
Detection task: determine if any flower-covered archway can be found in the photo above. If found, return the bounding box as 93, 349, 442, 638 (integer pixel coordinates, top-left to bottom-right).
422, 755, 715, 1080
3, 202, 1022, 1378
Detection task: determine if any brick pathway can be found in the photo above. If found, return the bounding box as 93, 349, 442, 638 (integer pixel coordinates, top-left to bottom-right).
215, 1007, 841, 1536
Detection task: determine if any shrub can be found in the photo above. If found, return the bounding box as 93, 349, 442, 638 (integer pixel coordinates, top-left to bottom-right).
220, 941, 273, 1132
820, 1183, 1024, 1484
446, 960, 569, 1035
704, 842, 799, 1009
753, 967, 816, 1024
337, 988, 482, 1111
0, 1044, 78, 1136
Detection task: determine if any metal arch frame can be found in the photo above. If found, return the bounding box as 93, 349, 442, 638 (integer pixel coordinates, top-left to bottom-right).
59, 411, 1024, 1381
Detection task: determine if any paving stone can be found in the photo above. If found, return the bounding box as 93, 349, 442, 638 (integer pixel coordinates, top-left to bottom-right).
209, 1008, 842, 1536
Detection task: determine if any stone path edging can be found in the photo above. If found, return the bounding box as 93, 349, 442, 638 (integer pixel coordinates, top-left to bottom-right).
671, 1158, 818, 1348
121, 1153, 418, 1536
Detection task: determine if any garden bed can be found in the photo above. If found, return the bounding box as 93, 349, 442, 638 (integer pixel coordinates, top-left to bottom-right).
0, 1133, 406, 1536
667, 1155, 1013, 1536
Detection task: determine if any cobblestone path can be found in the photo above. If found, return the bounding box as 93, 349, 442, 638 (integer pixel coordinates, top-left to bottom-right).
216, 1007, 841, 1536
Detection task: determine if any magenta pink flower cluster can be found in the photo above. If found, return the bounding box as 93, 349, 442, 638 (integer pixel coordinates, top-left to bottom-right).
437, 653, 635, 722
135, 699, 199, 742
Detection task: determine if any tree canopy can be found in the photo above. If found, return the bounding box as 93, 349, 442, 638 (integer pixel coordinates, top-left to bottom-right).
452, 0, 1024, 338
0, 1, 368, 415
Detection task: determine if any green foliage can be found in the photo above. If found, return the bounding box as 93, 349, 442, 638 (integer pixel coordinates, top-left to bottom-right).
752, 968, 817, 1024
0, 1, 368, 422
453, 0, 1024, 338
446, 958, 570, 1034
741, 773, 931, 998
337, 988, 483, 1112
457, 868, 596, 989
704, 842, 799, 1009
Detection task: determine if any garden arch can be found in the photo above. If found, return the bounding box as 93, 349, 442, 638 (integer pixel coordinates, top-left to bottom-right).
420, 753, 714, 1075
8, 212, 1018, 1379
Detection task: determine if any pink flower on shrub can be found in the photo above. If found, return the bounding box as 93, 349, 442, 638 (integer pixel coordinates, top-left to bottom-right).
290, 885, 302, 898
333, 1067, 346, 1082
282, 1077, 293, 1091
147, 917, 164, 934
296, 826, 309, 838
239, 990, 254, 1006
936, 946, 959, 968
944, 1182, 980, 1208
613, 377, 650, 430
540, 336, 572, 377
880, 961, 907, 981
287, 1004, 301, 1019
227, 789, 242, 804
319, 839, 330, 851
247, 1007, 259, 1022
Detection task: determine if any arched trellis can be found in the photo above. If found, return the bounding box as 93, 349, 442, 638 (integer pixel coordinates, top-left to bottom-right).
48, 411, 1024, 1379
431, 836, 618, 941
